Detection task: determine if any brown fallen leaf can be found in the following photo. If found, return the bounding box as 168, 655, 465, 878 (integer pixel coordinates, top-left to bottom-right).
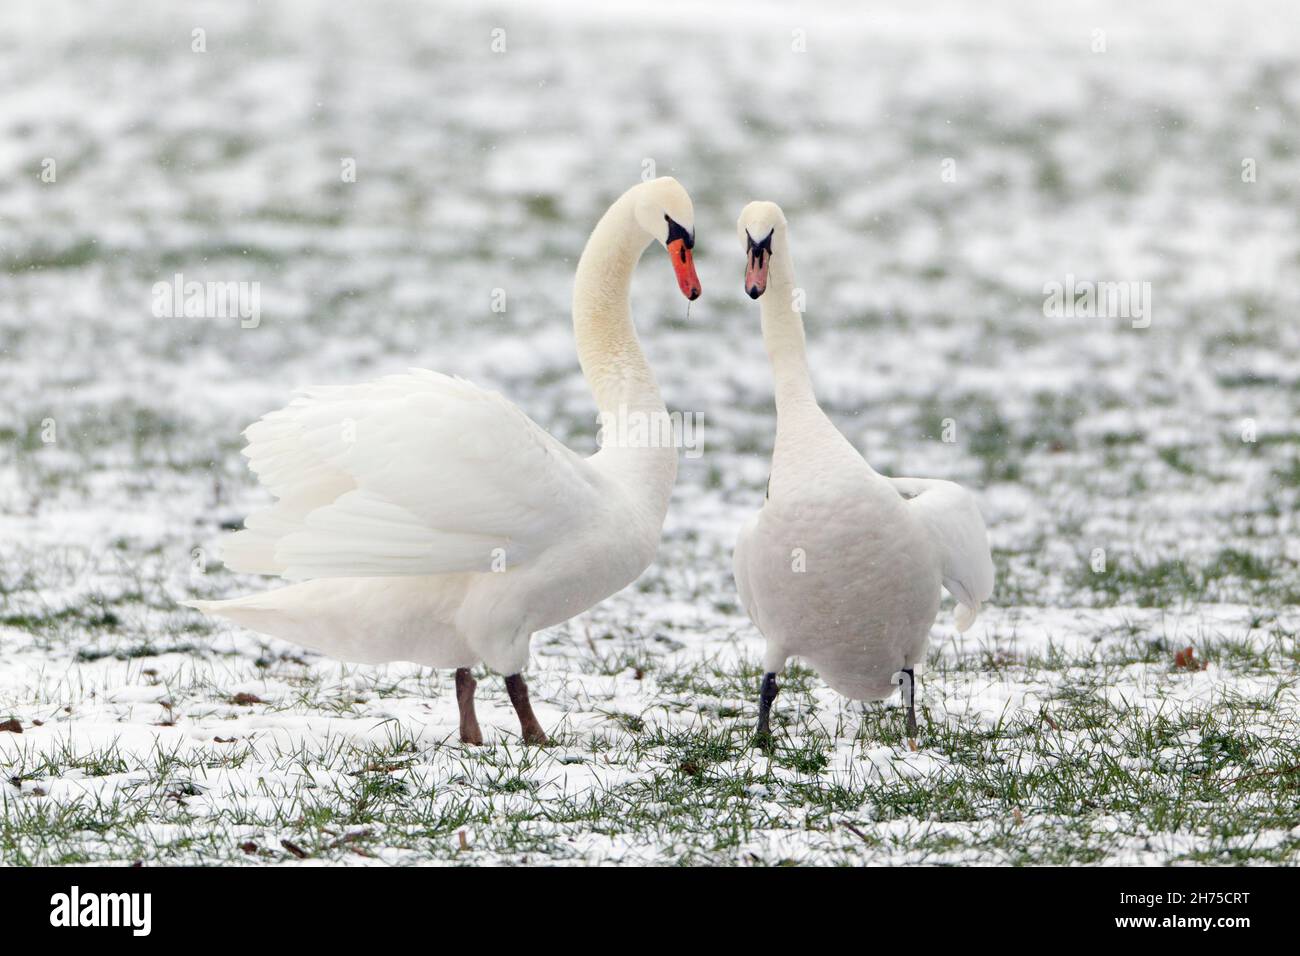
0, 719, 22, 734
1225, 762, 1300, 786
1173, 646, 1204, 670
840, 821, 871, 843
280, 839, 308, 859
458, 831, 469, 851
351, 760, 412, 775
213, 736, 238, 744
231, 693, 263, 705
330, 829, 372, 848
239, 841, 259, 854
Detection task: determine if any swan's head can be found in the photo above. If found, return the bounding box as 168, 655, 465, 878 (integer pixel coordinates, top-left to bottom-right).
633, 177, 701, 301
736, 201, 787, 299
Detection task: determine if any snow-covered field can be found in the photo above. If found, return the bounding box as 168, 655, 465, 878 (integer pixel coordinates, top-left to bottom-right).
2, 0, 1298, 865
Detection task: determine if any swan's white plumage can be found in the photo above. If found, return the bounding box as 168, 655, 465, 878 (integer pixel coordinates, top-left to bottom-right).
226, 370, 600, 580
731, 201, 995, 703
188, 178, 695, 677
887, 477, 995, 630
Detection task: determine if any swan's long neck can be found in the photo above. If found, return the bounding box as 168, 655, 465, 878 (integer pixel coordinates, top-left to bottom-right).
573, 191, 662, 416
572, 189, 677, 507
759, 240, 817, 412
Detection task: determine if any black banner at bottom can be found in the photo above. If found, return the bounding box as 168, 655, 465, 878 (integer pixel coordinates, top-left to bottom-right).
0, 864, 1277, 943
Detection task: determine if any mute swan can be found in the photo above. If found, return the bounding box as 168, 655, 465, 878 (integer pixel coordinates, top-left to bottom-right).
730, 201, 994, 747
186, 177, 702, 746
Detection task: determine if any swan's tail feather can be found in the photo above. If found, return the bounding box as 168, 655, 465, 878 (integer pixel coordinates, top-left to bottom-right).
181, 596, 254, 614
182, 595, 297, 637
183, 591, 366, 660
955, 601, 980, 632
179, 580, 476, 669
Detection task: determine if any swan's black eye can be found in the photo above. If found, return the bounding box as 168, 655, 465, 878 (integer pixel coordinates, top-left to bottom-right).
665, 215, 694, 249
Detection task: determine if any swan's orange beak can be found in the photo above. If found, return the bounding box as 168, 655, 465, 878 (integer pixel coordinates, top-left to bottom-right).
668, 238, 701, 301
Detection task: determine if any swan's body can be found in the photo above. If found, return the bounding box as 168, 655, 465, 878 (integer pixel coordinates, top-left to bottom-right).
190, 369, 671, 677
731, 202, 994, 740
188, 178, 701, 743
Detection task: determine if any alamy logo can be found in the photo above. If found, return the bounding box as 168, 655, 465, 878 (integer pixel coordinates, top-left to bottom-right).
151, 272, 261, 328
49, 886, 152, 936
596, 405, 704, 460
1042, 274, 1151, 329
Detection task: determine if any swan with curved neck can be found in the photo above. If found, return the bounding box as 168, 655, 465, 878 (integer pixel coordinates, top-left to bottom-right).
187, 178, 701, 746
732, 200, 994, 747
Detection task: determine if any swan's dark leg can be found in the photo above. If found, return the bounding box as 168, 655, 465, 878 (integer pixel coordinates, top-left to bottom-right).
900, 667, 918, 738
504, 673, 549, 745
754, 671, 779, 751
455, 668, 483, 745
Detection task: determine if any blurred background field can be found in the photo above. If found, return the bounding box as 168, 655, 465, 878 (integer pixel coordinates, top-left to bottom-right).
0, 0, 1298, 865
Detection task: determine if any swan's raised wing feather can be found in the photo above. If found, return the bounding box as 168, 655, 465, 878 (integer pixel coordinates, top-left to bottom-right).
223, 369, 600, 579
889, 477, 995, 631
220, 403, 359, 575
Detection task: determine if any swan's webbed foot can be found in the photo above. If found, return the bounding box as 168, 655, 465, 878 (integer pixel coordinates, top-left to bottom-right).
455, 668, 484, 746
505, 673, 550, 746
753, 671, 779, 752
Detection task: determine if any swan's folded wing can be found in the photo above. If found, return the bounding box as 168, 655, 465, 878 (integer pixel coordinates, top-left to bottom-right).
890, 477, 995, 631
732, 512, 761, 629
226, 369, 601, 579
